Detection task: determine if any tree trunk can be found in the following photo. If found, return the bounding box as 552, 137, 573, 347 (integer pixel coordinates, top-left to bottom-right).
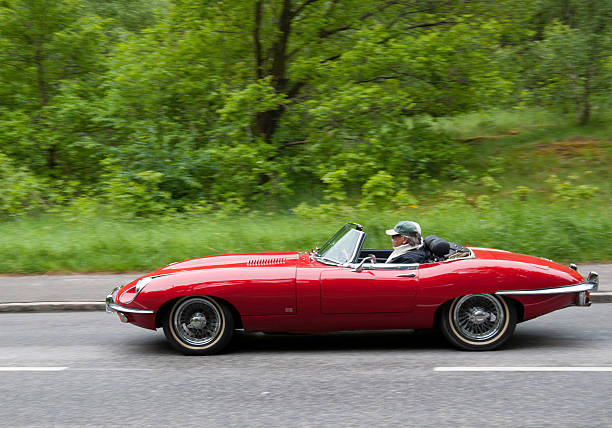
35, 46, 49, 107
35, 45, 57, 170
253, 0, 292, 144
579, 59, 592, 126
579, 0, 596, 126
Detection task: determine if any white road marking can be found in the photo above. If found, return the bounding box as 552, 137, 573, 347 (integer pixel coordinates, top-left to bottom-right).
69, 368, 156, 371
0, 367, 157, 372
0, 367, 68, 371
434, 366, 612, 372
0, 301, 102, 305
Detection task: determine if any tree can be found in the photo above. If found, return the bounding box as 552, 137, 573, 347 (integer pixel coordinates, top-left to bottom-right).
99, 0, 520, 204
525, 0, 611, 124
0, 0, 108, 178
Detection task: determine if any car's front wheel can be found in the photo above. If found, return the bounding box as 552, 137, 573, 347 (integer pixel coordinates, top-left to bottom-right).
163, 296, 234, 355
441, 294, 516, 351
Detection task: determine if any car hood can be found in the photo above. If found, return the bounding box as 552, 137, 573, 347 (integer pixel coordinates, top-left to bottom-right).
151, 252, 300, 275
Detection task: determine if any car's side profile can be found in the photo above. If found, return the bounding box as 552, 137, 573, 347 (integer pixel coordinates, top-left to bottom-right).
106, 223, 599, 354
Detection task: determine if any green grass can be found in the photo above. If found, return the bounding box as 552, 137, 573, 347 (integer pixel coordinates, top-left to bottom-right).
0, 198, 609, 273
431, 107, 612, 201
433, 107, 612, 140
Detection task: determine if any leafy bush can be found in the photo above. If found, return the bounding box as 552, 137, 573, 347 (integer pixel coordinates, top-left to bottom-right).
97, 158, 172, 217
511, 185, 533, 201
544, 174, 598, 205
359, 171, 396, 209
0, 153, 46, 216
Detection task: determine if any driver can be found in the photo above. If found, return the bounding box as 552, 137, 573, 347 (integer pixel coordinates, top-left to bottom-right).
385, 221, 431, 264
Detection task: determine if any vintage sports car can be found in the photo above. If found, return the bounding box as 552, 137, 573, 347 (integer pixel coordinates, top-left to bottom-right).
106, 223, 599, 354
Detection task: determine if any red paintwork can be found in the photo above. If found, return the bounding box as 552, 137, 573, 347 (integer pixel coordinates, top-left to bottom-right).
114, 247, 585, 332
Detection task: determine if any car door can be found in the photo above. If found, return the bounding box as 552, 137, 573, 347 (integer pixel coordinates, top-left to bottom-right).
320, 264, 419, 314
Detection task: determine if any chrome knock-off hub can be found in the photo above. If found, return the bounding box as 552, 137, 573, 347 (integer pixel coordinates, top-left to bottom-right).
187, 312, 207, 330
467, 307, 496, 324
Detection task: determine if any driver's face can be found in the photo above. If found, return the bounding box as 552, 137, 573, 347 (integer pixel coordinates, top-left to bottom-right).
391, 234, 409, 247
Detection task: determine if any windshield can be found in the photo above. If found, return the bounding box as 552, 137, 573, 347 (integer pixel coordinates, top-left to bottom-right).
316, 224, 363, 264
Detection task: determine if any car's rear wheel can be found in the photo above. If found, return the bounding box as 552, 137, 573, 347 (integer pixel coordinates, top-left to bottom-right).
441, 294, 516, 351
163, 296, 234, 355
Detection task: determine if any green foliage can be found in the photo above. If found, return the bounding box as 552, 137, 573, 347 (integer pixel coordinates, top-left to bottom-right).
511, 185, 533, 201
97, 158, 172, 217
544, 174, 599, 205
0, 153, 46, 215
321, 169, 349, 204
474, 194, 491, 211
359, 171, 396, 209
0, 0, 610, 225
519, 0, 612, 124
480, 175, 502, 193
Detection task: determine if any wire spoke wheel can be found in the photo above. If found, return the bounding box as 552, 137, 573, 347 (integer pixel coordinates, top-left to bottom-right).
441, 294, 517, 351
173, 298, 222, 346
453, 294, 504, 341
163, 296, 234, 355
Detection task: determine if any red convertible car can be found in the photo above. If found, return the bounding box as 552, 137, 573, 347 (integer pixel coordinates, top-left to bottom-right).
106, 223, 598, 354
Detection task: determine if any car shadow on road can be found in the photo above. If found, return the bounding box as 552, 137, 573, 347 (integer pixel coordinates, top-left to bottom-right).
129, 327, 582, 355
228, 329, 452, 353
128, 329, 450, 355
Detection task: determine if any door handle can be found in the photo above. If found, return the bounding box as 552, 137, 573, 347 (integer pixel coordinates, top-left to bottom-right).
397, 273, 416, 278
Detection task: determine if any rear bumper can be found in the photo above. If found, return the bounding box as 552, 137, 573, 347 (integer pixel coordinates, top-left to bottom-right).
496, 271, 599, 307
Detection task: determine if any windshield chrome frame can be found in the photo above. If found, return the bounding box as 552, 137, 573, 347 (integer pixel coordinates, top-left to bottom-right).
314, 224, 366, 266
345, 262, 419, 271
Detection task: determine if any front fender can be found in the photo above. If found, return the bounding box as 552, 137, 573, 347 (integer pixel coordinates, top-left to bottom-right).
135, 267, 297, 316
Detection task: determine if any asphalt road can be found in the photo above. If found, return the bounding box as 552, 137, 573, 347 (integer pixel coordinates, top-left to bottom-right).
2, 306, 612, 427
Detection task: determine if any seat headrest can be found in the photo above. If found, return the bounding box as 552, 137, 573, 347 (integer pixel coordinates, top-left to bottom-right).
424, 235, 450, 257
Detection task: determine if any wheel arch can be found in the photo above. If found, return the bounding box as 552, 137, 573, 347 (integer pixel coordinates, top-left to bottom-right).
155, 295, 244, 330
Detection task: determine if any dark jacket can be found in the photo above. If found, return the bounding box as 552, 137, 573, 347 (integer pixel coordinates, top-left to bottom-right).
388, 246, 432, 264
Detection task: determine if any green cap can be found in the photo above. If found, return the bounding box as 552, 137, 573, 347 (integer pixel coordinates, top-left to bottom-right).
385, 221, 421, 237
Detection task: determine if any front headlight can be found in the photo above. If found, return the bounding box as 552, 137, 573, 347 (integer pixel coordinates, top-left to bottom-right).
119, 277, 152, 304
135, 277, 152, 294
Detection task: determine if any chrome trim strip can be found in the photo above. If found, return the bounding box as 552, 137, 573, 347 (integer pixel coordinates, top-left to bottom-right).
351, 231, 366, 263
346, 262, 419, 271
106, 303, 154, 314
105, 287, 119, 313
496, 281, 598, 296
118, 284, 139, 304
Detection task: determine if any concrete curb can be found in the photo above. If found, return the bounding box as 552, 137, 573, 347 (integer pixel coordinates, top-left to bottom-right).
1, 293, 611, 313
0, 302, 105, 313
592, 292, 612, 304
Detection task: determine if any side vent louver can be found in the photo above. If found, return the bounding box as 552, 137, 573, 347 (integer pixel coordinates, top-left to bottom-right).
246, 257, 287, 267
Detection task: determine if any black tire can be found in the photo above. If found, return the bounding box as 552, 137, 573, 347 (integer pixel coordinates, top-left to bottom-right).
163, 296, 234, 355
441, 294, 516, 351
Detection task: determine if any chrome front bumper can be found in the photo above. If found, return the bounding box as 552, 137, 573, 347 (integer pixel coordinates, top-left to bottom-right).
496, 271, 599, 306
106, 287, 154, 315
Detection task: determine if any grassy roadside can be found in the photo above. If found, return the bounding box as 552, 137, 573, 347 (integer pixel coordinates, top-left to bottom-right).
0, 199, 609, 273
